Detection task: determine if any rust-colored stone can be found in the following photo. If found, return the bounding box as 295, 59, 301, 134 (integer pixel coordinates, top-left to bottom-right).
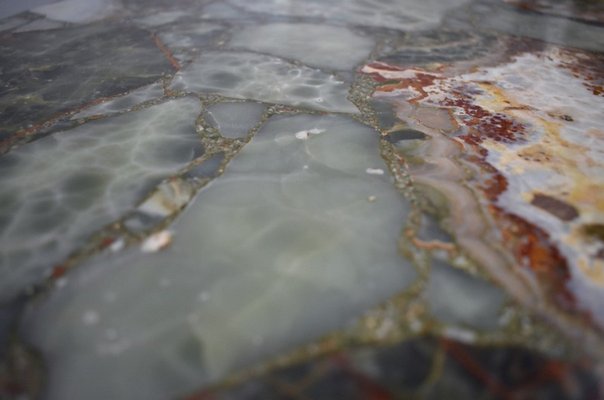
494, 206, 580, 313
50, 265, 67, 279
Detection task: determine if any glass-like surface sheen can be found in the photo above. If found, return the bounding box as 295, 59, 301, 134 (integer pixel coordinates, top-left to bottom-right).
0, 0, 603, 399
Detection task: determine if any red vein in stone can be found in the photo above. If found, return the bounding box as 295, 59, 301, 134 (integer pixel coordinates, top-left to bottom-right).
442, 339, 512, 400
152, 33, 181, 70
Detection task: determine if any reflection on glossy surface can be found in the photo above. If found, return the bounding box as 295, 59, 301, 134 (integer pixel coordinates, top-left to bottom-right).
0, 98, 202, 301
0, 0, 603, 399
23, 114, 414, 399
170, 51, 359, 113
229, 23, 375, 71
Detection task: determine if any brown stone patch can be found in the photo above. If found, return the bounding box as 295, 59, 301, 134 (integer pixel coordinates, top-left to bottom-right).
584, 224, 604, 242
531, 193, 579, 221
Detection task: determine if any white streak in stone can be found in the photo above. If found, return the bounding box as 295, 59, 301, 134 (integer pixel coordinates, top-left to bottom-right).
141, 231, 173, 253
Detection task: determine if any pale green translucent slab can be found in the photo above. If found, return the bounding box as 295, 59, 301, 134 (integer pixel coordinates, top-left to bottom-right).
24, 114, 415, 399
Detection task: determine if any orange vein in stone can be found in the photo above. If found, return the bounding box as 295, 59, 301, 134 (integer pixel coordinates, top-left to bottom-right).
152, 33, 181, 70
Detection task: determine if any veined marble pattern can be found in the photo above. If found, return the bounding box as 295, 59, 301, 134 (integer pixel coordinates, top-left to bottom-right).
0, 22, 173, 141
0, 0, 603, 399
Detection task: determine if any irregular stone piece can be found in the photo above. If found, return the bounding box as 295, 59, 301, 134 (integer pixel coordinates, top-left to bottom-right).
228, 0, 469, 30
184, 152, 225, 179
156, 21, 223, 46
0, 98, 202, 301
12, 17, 65, 32
0, 2, 56, 19
23, 114, 415, 400
371, 100, 398, 131
123, 0, 207, 17
32, 0, 117, 23
448, 0, 604, 52
205, 101, 265, 139
0, 23, 173, 140
170, 51, 359, 113
199, 2, 250, 20
134, 10, 188, 27
505, 0, 604, 24
156, 21, 225, 63
531, 193, 579, 222
385, 129, 427, 143
229, 23, 375, 71
137, 178, 195, 218
140, 230, 173, 253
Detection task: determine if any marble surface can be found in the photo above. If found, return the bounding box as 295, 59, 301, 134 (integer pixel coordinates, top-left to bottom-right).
0, 0, 603, 399
170, 50, 359, 113
0, 98, 202, 301
0, 22, 173, 141
204, 102, 266, 139
24, 114, 415, 399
